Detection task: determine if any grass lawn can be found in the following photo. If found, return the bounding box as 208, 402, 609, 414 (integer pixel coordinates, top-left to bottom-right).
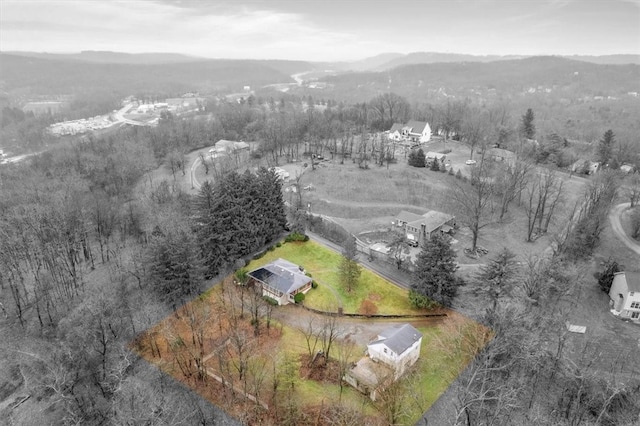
247, 240, 423, 315
132, 279, 489, 425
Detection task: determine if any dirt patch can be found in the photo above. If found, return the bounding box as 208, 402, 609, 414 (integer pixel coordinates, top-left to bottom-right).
299, 354, 341, 384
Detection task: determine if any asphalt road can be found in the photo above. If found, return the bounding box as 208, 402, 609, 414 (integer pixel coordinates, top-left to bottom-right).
608, 202, 640, 256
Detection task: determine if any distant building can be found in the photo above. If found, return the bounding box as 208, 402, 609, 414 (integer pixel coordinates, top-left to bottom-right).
166, 97, 203, 112
208, 139, 250, 158
387, 121, 432, 143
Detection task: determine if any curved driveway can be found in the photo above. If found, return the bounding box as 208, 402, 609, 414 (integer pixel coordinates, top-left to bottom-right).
608, 203, 640, 256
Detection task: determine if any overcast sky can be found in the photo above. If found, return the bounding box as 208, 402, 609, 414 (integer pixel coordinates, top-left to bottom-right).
1, 0, 639, 61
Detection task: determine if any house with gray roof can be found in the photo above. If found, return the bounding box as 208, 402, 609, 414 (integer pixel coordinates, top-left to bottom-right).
344, 323, 423, 400
247, 258, 312, 305
397, 210, 456, 246
368, 323, 423, 379
609, 271, 640, 323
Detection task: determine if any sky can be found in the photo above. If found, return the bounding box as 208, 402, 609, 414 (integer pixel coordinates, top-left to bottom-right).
1, 0, 639, 61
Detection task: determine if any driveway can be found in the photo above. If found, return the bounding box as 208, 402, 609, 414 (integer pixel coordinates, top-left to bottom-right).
608, 203, 640, 256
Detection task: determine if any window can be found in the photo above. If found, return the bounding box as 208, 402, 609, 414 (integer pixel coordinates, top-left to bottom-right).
630, 302, 640, 309
383, 348, 387, 354
632, 312, 639, 319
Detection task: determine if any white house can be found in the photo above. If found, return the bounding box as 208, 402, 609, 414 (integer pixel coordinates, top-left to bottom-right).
367, 323, 423, 379
388, 123, 404, 141
609, 271, 640, 322
247, 258, 312, 305
344, 323, 422, 400
387, 121, 432, 143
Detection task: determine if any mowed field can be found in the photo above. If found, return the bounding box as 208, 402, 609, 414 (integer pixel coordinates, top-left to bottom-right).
295, 140, 589, 264
132, 240, 490, 425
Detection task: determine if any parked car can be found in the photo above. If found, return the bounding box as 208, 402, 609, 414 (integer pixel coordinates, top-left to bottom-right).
465, 159, 477, 165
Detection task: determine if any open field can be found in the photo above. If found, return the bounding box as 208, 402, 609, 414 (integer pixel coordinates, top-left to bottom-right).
294, 140, 588, 265
131, 239, 490, 425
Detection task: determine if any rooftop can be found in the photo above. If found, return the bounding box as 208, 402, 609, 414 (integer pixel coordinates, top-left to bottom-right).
248, 258, 311, 294
369, 323, 422, 355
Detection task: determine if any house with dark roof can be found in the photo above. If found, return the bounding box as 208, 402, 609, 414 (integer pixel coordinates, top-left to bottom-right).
396, 210, 456, 246
609, 271, 640, 322
344, 323, 423, 400
247, 258, 312, 305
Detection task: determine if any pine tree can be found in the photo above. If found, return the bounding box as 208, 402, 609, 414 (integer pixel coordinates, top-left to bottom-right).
411, 234, 461, 307
520, 108, 535, 140
597, 129, 615, 165
408, 148, 426, 167
148, 225, 204, 307
339, 235, 361, 292
475, 248, 518, 311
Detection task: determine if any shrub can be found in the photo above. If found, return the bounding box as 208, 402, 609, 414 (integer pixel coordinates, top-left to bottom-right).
285, 231, 309, 242
448, 168, 454, 175
267, 245, 276, 251
311, 280, 318, 289
409, 289, 438, 309
439, 149, 452, 154
276, 242, 282, 248
294, 292, 305, 304
455, 169, 462, 179
263, 296, 279, 305
430, 160, 440, 171
253, 250, 266, 260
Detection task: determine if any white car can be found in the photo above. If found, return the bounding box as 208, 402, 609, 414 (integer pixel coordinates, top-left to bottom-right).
465, 159, 477, 165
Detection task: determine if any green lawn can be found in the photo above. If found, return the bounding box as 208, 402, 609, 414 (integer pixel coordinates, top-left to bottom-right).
246, 240, 423, 315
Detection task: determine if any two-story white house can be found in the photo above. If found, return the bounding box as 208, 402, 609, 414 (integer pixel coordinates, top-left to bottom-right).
387, 121, 432, 144
609, 271, 640, 322
344, 323, 423, 400
367, 323, 423, 379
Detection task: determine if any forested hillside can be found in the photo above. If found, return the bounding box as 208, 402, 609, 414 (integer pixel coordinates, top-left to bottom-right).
0, 54, 309, 96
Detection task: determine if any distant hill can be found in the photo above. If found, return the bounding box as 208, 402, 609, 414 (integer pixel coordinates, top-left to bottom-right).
373, 52, 527, 70
562, 54, 640, 65
0, 54, 317, 96
3, 50, 203, 64
337, 52, 406, 71
319, 56, 640, 102
333, 52, 640, 72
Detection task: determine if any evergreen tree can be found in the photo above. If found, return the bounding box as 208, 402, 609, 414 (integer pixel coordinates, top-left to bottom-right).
148, 225, 204, 307
408, 148, 426, 167
594, 258, 620, 293
411, 234, 461, 307
597, 129, 615, 165
193, 169, 287, 278
475, 248, 518, 311
520, 108, 535, 140
339, 235, 361, 293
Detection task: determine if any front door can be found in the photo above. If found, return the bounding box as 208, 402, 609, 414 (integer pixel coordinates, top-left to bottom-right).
632, 311, 639, 320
